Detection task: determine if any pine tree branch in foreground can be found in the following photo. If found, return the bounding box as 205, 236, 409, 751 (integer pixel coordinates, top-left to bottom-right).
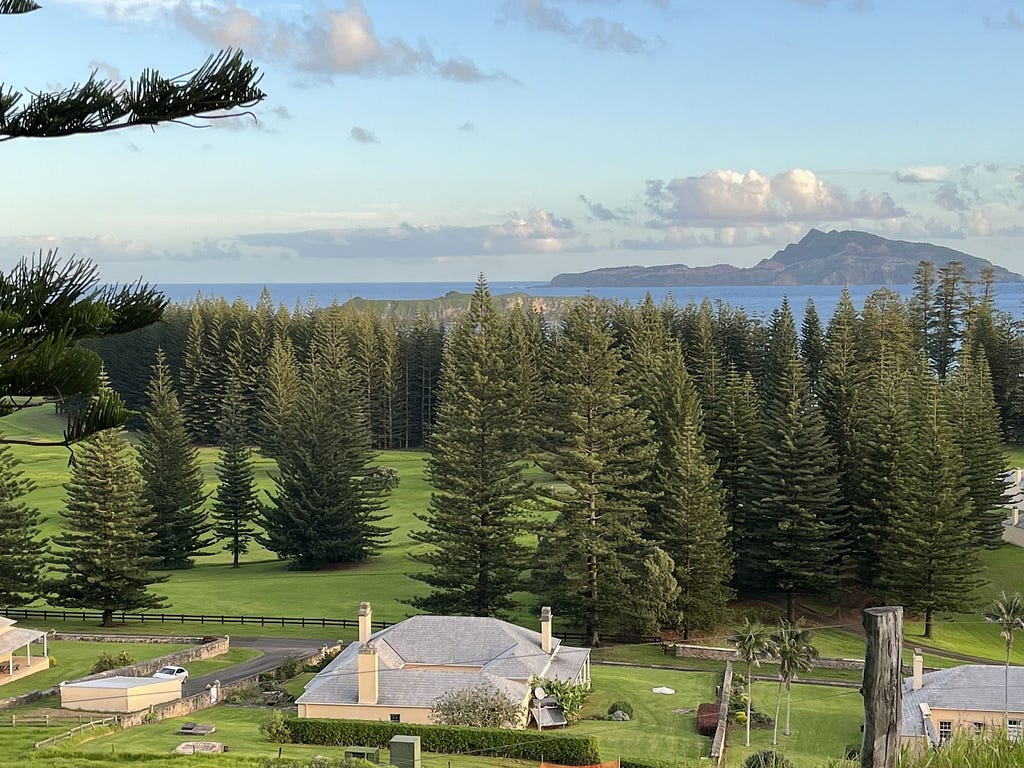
0, 0, 40, 14
0, 49, 265, 140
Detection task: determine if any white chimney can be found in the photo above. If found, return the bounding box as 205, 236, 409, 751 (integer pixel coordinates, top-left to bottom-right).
357, 643, 378, 704
913, 649, 923, 691
540, 606, 552, 654
358, 602, 372, 644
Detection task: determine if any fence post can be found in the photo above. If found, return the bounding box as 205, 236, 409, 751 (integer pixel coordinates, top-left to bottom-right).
861, 606, 903, 768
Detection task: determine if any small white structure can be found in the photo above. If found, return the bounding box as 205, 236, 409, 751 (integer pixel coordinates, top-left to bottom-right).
60, 675, 182, 713
0, 617, 48, 685
1002, 469, 1024, 547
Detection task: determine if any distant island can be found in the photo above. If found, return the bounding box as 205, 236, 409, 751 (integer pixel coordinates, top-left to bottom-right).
549, 229, 1023, 287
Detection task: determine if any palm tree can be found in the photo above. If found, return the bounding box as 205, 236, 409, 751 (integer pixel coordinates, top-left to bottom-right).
729, 618, 776, 747
984, 591, 1024, 729
771, 621, 819, 743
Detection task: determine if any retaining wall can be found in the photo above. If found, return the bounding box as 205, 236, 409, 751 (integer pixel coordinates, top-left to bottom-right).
674, 643, 919, 675
73, 637, 230, 683
709, 660, 732, 767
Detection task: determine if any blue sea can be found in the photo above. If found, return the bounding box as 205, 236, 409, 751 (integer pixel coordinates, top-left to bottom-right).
156, 281, 1024, 323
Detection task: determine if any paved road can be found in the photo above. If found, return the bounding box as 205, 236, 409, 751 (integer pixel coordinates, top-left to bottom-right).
185, 636, 334, 697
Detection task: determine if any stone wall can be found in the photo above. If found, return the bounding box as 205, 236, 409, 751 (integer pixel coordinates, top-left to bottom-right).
73, 637, 230, 683
118, 675, 261, 728
673, 643, 920, 676
52, 633, 208, 644
709, 660, 732, 767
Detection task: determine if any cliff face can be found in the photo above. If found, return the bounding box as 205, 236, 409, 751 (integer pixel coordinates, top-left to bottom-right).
549, 229, 1023, 287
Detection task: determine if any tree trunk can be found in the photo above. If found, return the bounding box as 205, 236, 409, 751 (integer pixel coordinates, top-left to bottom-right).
785, 679, 792, 736
772, 677, 783, 745
102, 608, 113, 628
745, 662, 753, 747
787, 591, 794, 623
1005, 644, 1011, 729
924, 608, 933, 639
861, 606, 903, 768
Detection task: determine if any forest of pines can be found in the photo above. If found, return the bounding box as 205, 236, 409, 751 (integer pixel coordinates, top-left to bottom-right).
66, 263, 1017, 642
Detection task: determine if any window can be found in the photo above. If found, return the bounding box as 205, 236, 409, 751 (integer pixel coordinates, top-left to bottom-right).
973, 722, 985, 735
938, 721, 952, 744
1009, 719, 1021, 741
389, 714, 401, 723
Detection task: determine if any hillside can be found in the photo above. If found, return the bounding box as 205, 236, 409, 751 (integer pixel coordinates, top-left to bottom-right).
549, 229, 1023, 287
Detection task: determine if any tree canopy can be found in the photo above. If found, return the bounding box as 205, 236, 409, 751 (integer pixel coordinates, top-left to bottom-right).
1, 2, 264, 140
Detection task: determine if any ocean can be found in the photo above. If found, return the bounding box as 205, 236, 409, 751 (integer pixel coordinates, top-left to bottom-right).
155, 281, 1024, 323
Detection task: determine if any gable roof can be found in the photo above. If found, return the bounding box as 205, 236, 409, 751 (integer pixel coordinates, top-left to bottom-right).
902, 665, 1024, 738
296, 614, 588, 709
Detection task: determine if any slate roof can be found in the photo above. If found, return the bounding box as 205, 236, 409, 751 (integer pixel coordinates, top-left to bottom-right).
901, 665, 1024, 739
62, 676, 175, 689
297, 614, 589, 709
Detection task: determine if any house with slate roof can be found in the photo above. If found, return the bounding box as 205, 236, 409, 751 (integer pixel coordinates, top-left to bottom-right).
902, 649, 1024, 749
295, 602, 591, 727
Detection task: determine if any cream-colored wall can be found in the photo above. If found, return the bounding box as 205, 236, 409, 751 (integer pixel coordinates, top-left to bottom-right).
298, 703, 434, 724
60, 679, 180, 713
928, 707, 1023, 734
61, 685, 130, 712
125, 680, 182, 711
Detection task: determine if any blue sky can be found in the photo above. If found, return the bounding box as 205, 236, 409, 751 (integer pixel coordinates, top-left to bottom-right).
3, 0, 1024, 284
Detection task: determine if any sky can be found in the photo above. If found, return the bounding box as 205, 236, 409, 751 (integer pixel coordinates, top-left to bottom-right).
3, 0, 1024, 284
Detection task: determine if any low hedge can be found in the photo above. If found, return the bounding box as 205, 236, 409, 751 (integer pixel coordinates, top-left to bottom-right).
696, 703, 719, 737
283, 717, 600, 764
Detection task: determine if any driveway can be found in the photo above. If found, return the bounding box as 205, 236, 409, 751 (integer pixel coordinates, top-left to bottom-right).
185, 636, 335, 697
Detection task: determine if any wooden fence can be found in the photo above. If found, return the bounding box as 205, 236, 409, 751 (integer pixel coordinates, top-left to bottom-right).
0, 608, 656, 644
33, 717, 117, 749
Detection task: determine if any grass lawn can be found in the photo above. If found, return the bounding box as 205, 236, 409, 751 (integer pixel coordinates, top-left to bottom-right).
723, 682, 864, 768
573, 665, 718, 765
0, 640, 191, 698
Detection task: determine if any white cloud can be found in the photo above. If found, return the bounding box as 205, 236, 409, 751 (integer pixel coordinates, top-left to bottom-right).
503, 0, 655, 53
645, 168, 905, 226
894, 165, 949, 183
350, 126, 379, 144
170, 0, 514, 82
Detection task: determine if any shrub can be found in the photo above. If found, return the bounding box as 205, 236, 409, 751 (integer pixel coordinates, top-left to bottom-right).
696, 703, 719, 737
90, 651, 135, 673
308, 647, 342, 672
531, 676, 590, 724
276, 656, 306, 680
223, 683, 261, 704
260, 711, 293, 743
743, 750, 795, 768
843, 745, 860, 760
284, 717, 600, 764
432, 686, 523, 728
607, 700, 634, 719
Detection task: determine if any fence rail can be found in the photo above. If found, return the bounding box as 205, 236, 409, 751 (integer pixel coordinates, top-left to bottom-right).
33, 717, 117, 750
0, 607, 657, 645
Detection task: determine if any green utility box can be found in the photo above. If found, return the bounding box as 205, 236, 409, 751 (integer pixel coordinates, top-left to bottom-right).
389, 735, 421, 768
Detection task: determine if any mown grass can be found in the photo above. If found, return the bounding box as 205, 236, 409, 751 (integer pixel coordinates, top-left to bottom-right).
574, 666, 717, 763
722, 682, 864, 768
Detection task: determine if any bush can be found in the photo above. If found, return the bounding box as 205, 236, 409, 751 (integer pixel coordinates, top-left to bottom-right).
361, 466, 400, 491
743, 750, 795, 768
276, 656, 306, 680
284, 717, 600, 764
223, 684, 261, 704
696, 702, 719, 737
843, 744, 861, 760
531, 676, 590, 724
90, 651, 135, 674
260, 711, 293, 743
432, 686, 523, 728
607, 700, 634, 719
309, 647, 342, 673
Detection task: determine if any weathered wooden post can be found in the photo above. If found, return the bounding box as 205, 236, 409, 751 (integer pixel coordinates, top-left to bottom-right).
861, 606, 903, 768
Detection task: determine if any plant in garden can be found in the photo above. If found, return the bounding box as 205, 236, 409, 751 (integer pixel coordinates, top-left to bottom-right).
771, 621, 818, 742
530, 676, 591, 724
90, 651, 135, 673
607, 700, 634, 719
260, 710, 292, 743
743, 750, 795, 768
431, 685, 523, 728
729, 619, 776, 747
984, 591, 1024, 729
